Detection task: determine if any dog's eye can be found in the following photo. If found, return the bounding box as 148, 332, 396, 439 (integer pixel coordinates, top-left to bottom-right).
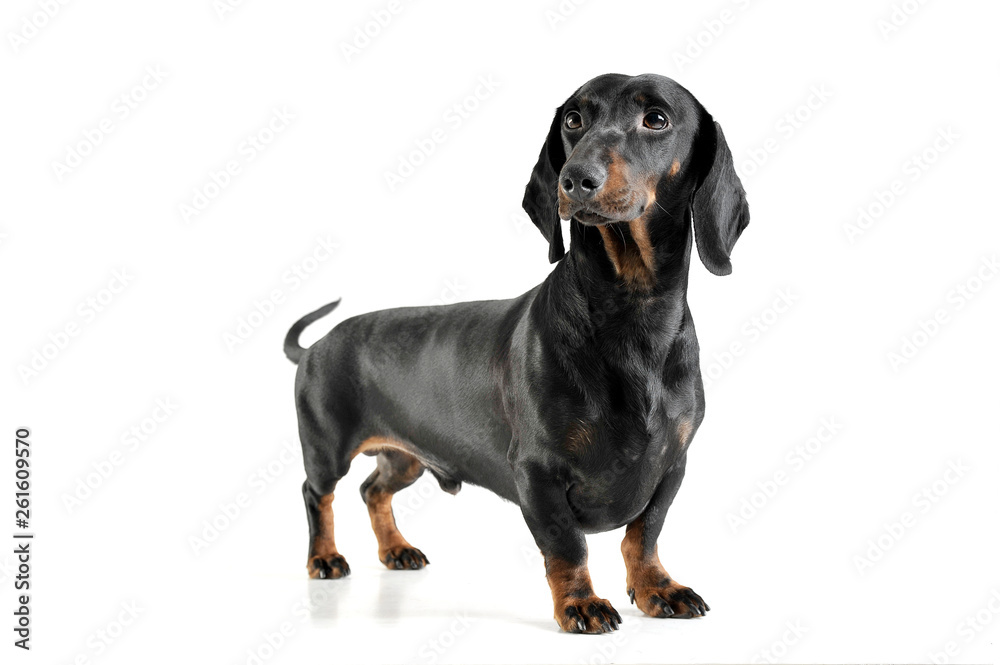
564, 111, 583, 130
643, 111, 668, 130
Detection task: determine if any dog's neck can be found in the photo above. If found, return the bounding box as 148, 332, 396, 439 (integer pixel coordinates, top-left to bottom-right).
569, 193, 693, 295
533, 204, 694, 425
540, 199, 694, 365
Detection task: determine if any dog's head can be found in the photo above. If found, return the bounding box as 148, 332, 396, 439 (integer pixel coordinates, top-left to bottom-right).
522, 73, 748, 275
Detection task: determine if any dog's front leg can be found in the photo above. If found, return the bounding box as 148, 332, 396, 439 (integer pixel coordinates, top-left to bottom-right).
516, 462, 621, 634
621, 454, 710, 618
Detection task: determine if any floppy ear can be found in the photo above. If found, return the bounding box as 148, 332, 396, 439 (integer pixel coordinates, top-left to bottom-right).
522, 104, 567, 263
690, 118, 750, 276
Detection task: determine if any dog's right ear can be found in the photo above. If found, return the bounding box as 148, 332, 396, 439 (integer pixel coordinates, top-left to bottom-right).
690, 117, 750, 276
522, 104, 567, 263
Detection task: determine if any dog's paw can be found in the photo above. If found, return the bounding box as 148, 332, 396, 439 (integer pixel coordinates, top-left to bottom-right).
555, 596, 622, 634
628, 581, 709, 618
308, 554, 351, 579
381, 546, 429, 570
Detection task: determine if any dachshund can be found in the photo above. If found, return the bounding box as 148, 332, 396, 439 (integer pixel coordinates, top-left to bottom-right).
284, 73, 749, 633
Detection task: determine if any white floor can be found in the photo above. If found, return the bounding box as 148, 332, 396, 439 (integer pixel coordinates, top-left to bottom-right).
26, 456, 999, 664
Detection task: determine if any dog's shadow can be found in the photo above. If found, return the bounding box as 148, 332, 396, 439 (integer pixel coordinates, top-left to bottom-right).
305, 566, 653, 637
374, 567, 410, 621
303, 578, 344, 621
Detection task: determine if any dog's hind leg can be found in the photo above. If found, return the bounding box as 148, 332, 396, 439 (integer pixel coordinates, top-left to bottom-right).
302, 480, 350, 579
299, 408, 354, 579
359, 448, 429, 570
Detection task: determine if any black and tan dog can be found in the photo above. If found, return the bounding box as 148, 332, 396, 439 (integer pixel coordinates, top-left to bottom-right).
284, 73, 749, 633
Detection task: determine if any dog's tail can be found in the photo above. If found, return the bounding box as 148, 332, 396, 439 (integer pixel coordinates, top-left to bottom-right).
283, 299, 341, 365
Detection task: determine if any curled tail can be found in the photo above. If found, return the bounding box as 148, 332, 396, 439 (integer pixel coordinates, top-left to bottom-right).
284, 299, 341, 364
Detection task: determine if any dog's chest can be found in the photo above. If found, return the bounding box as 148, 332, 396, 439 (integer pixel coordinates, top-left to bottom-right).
565, 413, 685, 532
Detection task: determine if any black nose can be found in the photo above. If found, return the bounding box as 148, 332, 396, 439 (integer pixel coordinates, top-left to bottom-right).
561, 163, 606, 202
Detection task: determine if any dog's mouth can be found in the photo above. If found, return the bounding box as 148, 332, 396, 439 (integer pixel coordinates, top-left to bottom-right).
563, 203, 645, 227
559, 193, 648, 227
572, 209, 618, 226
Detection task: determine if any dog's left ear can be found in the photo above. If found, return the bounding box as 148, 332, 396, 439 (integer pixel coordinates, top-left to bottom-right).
522, 104, 567, 263
690, 117, 750, 276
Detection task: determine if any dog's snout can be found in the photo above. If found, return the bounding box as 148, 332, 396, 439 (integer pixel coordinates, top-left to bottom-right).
560, 163, 606, 202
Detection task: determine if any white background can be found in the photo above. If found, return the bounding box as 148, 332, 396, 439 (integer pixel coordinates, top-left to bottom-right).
2, 0, 999, 663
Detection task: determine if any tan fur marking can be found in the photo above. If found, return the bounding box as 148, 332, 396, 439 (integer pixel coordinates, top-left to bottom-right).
307, 492, 342, 578
367, 489, 414, 561
352, 435, 412, 459
584, 154, 657, 291
628, 218, 656, 285
565, 421, 594, 455
621, 518, 667, 591
597, 220, 656, 292
677, 419, 694, 447
557, 187, 574, 221
669, 159, 681, 177
545, 557, 595, 603
596, 225, 623, 274
622, 516, 706, 617
546, 556, 598, 629
358, 449, 426, 567
312, 493, 337, 556
545, 556, 621, 632
604, 153, 630, 196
